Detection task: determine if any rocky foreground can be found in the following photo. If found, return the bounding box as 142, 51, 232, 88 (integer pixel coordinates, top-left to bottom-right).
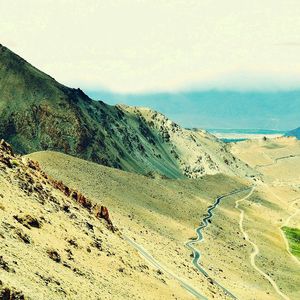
0, 140, 187, 299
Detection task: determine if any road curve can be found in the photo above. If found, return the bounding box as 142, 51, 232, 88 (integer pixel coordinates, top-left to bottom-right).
124, 235, 208, 300
235, 187, 290, 300
255, 154, 300, 170
185, 187, 253, 300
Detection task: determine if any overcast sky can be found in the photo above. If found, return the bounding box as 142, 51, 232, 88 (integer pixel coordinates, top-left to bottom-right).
1, 0, 300, 93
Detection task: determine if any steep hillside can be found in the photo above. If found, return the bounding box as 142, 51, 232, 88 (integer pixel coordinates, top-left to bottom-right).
120, 105, 259, 178
0, 139, 197, 299
285, 127, 300, 139
0, 44, 257, 179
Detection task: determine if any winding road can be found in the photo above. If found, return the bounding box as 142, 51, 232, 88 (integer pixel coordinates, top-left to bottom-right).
124, 188, 252, 300
255, 154, 300, 169
125, 179, 298, 300
124, 235, 208, 300
235, 187, 291, 300
185, 187, 253, 300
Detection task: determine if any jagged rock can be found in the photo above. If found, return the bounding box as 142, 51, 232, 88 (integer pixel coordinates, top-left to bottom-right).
96, 206, 112, 225
14, 228, 31, 244
0, 256, 14, 273
0, 286, 25, 300
47, 249, 61, 263
0, 139, 14, 156
13, 215, 41, 229
0, 140, 114, 229
27, 159, 41, 171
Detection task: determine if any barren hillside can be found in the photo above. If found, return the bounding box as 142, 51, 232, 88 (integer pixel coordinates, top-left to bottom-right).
0, 44, 257, 179
0, 140, 197, 299
28, 149, 300, 300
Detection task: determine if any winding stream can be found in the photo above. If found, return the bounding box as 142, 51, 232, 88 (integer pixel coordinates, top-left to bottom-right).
185, 188, 251, 299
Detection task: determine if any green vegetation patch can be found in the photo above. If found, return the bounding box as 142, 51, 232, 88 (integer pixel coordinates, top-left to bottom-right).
282, 226, 300, 259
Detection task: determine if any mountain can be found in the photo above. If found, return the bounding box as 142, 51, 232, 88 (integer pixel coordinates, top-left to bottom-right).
0, 139, 200, 299
0, 44, 257, 179
285, 127, 300, 139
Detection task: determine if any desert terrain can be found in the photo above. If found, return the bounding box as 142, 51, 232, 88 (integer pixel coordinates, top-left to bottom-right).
26, 137, 300, 299
0, 44, 299, 300
1, 140, 199, 300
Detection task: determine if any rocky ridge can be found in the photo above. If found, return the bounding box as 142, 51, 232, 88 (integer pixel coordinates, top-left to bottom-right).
0, 139, 113, 228
120, 105, 259, 179
0, 44, 257, 179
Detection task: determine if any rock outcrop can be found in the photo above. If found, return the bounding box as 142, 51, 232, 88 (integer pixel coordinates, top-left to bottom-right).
0, 142, 182, 300
0, 139, 113, 228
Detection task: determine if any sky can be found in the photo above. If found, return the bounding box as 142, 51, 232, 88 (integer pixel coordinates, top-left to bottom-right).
1, 1, 300, 129
1, 0, 300, 93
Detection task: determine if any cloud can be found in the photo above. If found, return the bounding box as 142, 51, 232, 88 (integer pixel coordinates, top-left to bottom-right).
1, 0, 300, 93
274, 42, 300, 47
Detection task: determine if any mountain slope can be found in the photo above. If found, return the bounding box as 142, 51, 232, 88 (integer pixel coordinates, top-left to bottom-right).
0, 44, 257, 179
27, 150, 300, 300
0, 140, 194, 299
285, 127, 300, 139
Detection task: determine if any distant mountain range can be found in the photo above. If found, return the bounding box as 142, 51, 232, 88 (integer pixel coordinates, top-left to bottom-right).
207, 129, 285, 135
0, 44, 257, 179
285, 127, 300, 139
87, 89, 300, 131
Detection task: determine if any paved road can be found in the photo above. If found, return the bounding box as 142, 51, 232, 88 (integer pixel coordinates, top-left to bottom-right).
124, 235, 208, 300
185, 187, 253, 300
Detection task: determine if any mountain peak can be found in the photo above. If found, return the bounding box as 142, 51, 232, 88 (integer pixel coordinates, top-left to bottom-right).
0, 45, 257, 179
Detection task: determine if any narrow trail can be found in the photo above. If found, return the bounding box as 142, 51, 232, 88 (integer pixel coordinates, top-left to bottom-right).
282, 198, 300, 227
124, 235, 208, 300
185, 187, 253, 300
235, 187, 291, 300
281, 200, 300, 267
276, 193, 300, 267
265, 186, 300, 267
255, 154, 300, 170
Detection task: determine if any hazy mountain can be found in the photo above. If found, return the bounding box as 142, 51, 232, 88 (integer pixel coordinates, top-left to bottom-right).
285, 127, 300, 139
0, 44, 256, 179
87, 90, 300, 130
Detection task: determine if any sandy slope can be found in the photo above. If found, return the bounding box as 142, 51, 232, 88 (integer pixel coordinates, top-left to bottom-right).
0, 143, 196, 300
235, 187, 290, 300
28, 148, 299, 299
28, 150, 250, 299
229, 137, 300, 299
